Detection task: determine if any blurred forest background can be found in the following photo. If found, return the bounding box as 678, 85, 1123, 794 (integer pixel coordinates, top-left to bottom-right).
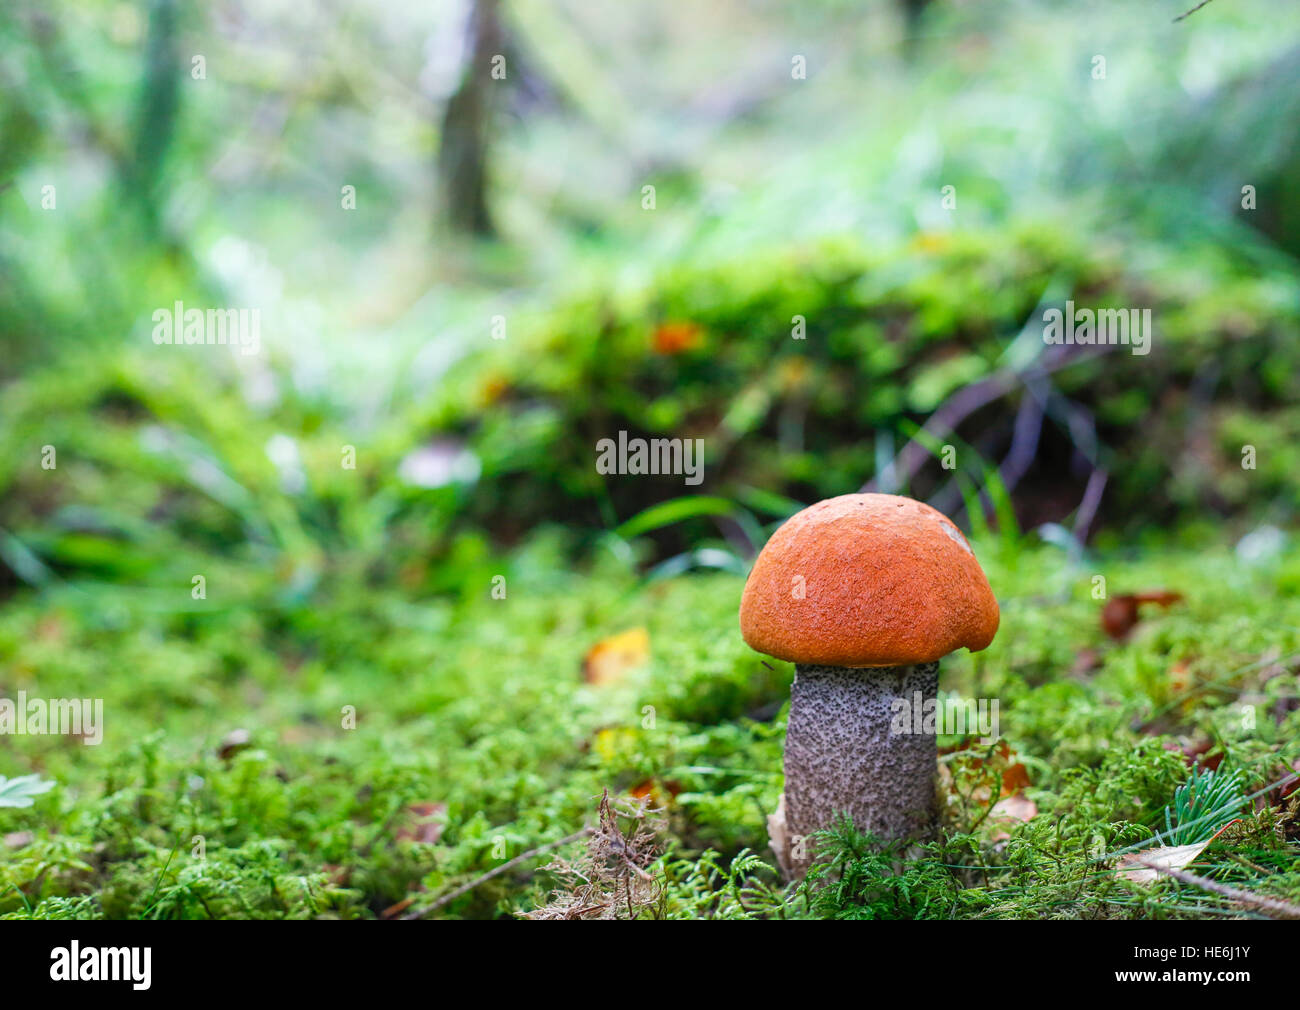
3, 0, 1300, 582
2, 0, 1300, 920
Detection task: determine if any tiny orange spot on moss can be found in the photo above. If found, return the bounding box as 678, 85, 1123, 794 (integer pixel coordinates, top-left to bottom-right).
777, 356, 811, 391
630, 778, 682, 806
651, 321, 703, 355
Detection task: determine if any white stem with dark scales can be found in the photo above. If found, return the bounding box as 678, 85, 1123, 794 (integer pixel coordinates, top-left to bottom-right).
771, 661, 939, 878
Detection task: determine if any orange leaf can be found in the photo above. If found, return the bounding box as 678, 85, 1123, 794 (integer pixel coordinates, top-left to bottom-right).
651, 321, 703, 354
582, 628, 650, 686
629, 778, 681, 806
1001, 762, 1031, 796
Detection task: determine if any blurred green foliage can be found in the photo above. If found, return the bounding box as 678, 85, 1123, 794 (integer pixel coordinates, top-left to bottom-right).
426, 223, 1300, 552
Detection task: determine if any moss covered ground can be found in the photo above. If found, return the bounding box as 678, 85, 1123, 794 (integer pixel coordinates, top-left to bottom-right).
3, 524, 1298, 919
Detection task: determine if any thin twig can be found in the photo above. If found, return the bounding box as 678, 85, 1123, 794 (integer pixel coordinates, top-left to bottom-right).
861, 344, 1118, 495
1072, 467, 1108, 545
999, 376, 1047, 491
401, 827, 592, 920
1132, 856, 1300, 919
1174, 0, 1217, 23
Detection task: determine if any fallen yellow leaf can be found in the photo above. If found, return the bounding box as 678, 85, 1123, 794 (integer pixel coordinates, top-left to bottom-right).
582, 628, 650, 686
593, 726, 638, 762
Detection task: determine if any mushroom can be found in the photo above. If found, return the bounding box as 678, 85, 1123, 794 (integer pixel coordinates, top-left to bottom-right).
739, 493, 999, 877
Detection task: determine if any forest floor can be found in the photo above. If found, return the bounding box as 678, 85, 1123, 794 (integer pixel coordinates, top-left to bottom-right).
3, 532, 1300, 919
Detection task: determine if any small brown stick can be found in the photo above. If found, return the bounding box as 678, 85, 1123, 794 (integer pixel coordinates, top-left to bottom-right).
1133, 856, 1300, 919
1072, 467, 1108, 545
1174, 0, 1217, 23
401, 827, 592, 920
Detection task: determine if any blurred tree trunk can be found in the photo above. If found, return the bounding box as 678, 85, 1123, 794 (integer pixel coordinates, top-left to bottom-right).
899, 0, 933, 59
438, 0, 502, 238
130, 0, 182, 237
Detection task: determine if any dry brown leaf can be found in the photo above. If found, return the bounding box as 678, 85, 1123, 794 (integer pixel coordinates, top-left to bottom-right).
1117, 841, 1211, 884
396, 802, 447, 845
1284, 760, 1300, 800
217, 728, 252, 761
1102, 590, 1185, 640
1072, 648, 1103, 675
1117, 819, 1236, 884
321, 863, 351, 886
1169, 660, 1192, 693
992, 793, 1038, 824
1001, 761, 1031, 796
1168, 736, 1222, 771
1266, 759, 1300, 805
582, 628, 650, 686
989, 792, 1038, 842
1134, 591, 1185, 607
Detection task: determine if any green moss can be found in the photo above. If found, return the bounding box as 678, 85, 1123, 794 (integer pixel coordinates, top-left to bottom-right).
1, 531, 1298, 919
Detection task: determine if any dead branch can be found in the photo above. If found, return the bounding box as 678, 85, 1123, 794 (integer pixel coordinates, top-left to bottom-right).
1132, 856, 1300, 919
861, 343, 1119, 496
402, 826, 592, 920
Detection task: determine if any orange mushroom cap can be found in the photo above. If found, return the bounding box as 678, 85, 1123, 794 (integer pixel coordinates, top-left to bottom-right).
739, 493, 999, 667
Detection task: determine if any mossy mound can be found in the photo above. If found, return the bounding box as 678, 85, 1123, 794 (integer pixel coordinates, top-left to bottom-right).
424, 224, 1300, 551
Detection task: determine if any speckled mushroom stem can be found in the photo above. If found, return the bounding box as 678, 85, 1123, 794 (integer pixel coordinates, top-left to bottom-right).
771, 661, 939, 878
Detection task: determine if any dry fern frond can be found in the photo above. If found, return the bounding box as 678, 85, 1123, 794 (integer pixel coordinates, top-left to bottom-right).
524, 790, 665, 920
